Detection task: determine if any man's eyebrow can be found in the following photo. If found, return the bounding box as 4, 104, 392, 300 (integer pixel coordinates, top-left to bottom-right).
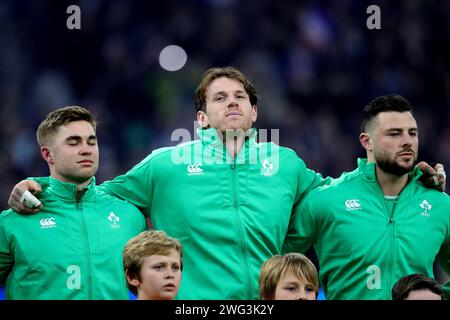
213, 89, 246, 95
65, 135, 82, 141
65, 135, 97, 141
386, 127, 417, 131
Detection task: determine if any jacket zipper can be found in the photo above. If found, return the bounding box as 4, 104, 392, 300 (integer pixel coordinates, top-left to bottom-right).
379, 186, 405, 300
77, 196, 93, 299
230, 161, 252, 299
386, 199, 396, 300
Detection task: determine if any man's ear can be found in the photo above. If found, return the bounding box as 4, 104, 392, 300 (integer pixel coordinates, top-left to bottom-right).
252, 105, 257, 123
359, 132, 372, 152
197, 111, 209, 128
41, 146, 54, 164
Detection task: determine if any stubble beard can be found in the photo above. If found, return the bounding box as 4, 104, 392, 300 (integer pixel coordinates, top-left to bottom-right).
375, 152, 417, 176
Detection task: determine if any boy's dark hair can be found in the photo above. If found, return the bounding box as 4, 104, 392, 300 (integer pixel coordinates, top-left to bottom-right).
361, 94, 412, 132
392, 273, 443, 300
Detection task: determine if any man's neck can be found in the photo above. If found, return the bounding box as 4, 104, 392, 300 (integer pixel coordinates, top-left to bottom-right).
50, 173, 92, 191
217, 129, 249, 159
375, 166, 409, 196
225, 136, 245, 159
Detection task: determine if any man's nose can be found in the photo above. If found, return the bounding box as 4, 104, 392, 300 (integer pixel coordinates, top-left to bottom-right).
227, 97, 239, 107
401, 134, 415, 147
79, 143, 93, 155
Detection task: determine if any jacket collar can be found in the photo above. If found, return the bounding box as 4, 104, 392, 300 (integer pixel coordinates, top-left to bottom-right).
46, 176, 96, 202
196, 127, 257, 146
196, 127, 258, 162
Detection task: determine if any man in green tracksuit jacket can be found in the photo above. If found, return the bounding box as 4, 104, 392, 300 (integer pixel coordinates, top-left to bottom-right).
99, 126, 328, 299
95, 68, 331, 299
7, 69, 445, 300
0, 107, 146, 299
283, 94, 450, 300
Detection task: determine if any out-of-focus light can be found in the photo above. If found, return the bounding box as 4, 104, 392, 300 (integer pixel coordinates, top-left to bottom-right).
159, 45, 187, 71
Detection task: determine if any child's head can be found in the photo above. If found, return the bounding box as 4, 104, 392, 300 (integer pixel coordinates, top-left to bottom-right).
123, 230, 183, 300
392, 274, 443, 300
259, 253, 319, 300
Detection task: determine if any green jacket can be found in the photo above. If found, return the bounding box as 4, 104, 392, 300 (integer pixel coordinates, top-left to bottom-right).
0, 177, 146, 300
283, 158, 450, 300
100, 128, 330, 299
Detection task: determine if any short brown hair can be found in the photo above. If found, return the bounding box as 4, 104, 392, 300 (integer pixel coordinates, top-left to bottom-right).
36, 106, 96, 147
194, 66, 258, 113
123, 230, 183, 296
259, 253, 319, 300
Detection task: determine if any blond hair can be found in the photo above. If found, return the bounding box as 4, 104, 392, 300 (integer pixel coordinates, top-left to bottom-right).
259, 253, 319, 300
123, 230, 183, 296
36, 106, 96, 146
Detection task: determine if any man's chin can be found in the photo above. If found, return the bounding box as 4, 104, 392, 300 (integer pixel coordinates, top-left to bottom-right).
398, 159, 416, 170
392, 162, 415, 176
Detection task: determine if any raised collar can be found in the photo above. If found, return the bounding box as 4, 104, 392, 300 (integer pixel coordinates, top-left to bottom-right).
357, 158, 423, 182
196, 127, 258, 148
45, 176, 97, 202
195, 127, 258, 163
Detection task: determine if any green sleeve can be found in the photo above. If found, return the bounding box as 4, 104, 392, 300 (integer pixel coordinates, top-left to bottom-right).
282, 157, 328, 254
0, 214, 13, 284
296, 157, 333, 202
99, 154, 155, 217
282, 193, 318, 254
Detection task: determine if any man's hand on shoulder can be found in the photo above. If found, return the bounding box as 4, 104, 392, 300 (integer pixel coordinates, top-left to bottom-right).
417, 162, 446, 192
8, 180, 43, 214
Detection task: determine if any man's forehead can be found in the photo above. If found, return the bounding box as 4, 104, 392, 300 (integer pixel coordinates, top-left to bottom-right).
56, 121, 96, 138
375, 111, 417, 129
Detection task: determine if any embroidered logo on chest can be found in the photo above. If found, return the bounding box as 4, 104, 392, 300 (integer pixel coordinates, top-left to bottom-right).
345, 199, 362, 210
419, 200, 432, 217
108, 212, 121, 229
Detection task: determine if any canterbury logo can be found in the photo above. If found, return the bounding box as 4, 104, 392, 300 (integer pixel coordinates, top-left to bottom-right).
40, 217, 56, 228
187, 164, 204, 176
345, 199, 361, 210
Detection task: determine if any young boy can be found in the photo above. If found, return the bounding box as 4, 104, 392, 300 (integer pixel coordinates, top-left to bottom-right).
392, 274, 444, 300
259, 253, 319, 300
123, 230, 182, 300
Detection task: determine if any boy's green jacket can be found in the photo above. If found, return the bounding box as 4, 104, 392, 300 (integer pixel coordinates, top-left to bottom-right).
0, 177, 146, 300
284, 158, 450, 300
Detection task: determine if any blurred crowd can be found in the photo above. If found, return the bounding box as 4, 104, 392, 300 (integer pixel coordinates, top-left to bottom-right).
0, 0, 449, 248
